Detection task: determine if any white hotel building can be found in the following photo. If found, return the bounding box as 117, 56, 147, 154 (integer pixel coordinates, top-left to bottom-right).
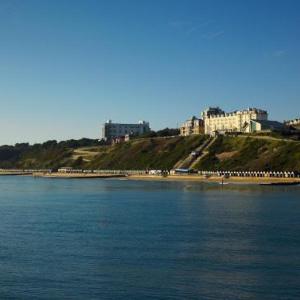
202, 107, 269, 135
102, 120, 150, 140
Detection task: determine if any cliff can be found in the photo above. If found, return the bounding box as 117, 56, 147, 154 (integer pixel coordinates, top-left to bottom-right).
0, 135, 299, 171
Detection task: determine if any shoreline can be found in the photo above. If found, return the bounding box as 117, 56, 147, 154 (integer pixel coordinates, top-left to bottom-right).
0, 172, 33, 176
0, 172, 299, 185
126, 175, 300, 185
32, 172, 126, 179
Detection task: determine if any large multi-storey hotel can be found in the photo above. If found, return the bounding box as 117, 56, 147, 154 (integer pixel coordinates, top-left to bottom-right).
102, 120, 150, 141
202, 107, 269, 135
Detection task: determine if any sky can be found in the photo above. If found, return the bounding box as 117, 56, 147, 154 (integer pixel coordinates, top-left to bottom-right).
0, 0, 299, 145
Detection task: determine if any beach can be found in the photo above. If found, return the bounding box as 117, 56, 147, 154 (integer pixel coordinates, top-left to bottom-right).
36, 172, 300, 185
127, 174, 300, 185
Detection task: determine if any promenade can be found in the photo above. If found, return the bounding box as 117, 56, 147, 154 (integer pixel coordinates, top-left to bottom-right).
128, 174, 300, 185
1, 168, 299, 184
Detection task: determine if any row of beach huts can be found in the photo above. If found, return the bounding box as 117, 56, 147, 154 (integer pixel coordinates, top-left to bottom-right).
57, 168, 299, 178
0, 168, 299, 178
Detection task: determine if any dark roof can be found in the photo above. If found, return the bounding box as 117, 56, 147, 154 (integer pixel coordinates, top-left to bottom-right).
251, 120, 284, 130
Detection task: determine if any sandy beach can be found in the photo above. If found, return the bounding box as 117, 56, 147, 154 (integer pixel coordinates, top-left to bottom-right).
1, 171, 299, 185
127, 174, 300, 185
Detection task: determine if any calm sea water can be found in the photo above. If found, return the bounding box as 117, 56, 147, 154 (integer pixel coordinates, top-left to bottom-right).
0, 176, 299, 300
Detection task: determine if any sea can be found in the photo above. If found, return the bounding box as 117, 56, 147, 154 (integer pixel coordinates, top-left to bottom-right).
0, 176, 299, 300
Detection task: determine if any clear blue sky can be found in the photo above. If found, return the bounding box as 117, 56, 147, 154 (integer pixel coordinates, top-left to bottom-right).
0, 0, 299, 145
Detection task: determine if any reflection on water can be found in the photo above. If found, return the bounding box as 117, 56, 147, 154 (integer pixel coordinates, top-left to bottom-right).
0, 176, 299, 299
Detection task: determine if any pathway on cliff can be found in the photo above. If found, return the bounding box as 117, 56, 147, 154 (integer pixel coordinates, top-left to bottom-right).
72, 147, 102, 162
189, 136, 217, 169
173, 136, 215, 169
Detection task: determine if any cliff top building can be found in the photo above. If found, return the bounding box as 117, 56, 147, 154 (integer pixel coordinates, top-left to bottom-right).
250, 119, 285, 132
180, 116, 204, 136
102, 120, 150, 141
285, 118, 300, 129
202, 107, 268, 135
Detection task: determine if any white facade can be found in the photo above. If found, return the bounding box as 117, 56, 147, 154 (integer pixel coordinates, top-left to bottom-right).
202, 107, 268, 135
285, 118, 300, 126
102, 120, 150, 140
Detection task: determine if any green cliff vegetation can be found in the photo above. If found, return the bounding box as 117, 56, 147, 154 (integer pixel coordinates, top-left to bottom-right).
87, 135, 208, 170
0, 134, 299, 171
193, 135, 300, 171
0, 135, 208, 170
0, 139, 102, 169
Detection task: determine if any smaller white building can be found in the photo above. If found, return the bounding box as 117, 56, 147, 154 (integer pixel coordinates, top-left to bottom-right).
285, 118, 300, 130
249, 120, 285, 132
180, 116, 204, 136
58, 167, 73, 173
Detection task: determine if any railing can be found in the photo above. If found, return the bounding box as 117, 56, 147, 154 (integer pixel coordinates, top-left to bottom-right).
197, 170, 299, 178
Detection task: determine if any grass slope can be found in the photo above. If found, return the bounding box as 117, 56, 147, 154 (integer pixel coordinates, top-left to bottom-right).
87, 136, 208, 170
194, 135, 300, 171
1, 135, 299, 171
0, 139, 101, 169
